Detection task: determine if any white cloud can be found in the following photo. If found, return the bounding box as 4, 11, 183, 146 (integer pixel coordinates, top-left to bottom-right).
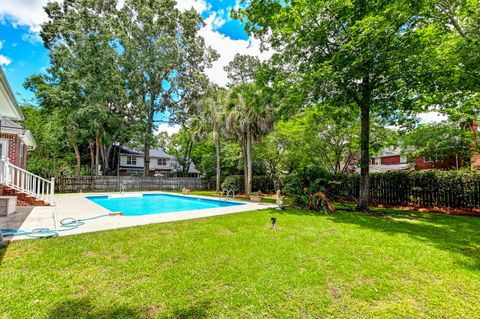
0, 54, 12, 66
0, 0, 206, 32
157, 123, 180, 136
209, 14, 226, 30
0, 39, 12, 65
175, 0, 209, 14
175, 1, 272, 87
21, 32, 42, 44
0, 0, 56, 32
417, 112, 448, 124
199, 13, 273, 87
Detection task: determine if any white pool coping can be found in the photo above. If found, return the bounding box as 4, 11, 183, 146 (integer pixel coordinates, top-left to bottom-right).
10, 192, 275, 240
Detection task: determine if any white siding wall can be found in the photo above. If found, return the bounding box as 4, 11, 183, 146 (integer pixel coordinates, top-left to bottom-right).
149, 157, 172, 170
120, 154, 144, 167
120, 154, 175, 171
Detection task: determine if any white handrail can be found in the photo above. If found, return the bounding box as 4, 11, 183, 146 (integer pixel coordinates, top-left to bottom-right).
221, 189, 235, 201
0, 158, 55, 204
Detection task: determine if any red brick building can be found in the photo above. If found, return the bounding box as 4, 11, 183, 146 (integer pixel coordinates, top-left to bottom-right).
0, 67, 36, 167
469, 121, 480, 173
369, 148, 459, 172
0, 66, 50, 208
0, 119, 36, 168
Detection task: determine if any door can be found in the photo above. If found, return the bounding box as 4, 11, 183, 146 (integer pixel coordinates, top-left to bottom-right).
0, 139, 7, 182
0, 140, 8, 160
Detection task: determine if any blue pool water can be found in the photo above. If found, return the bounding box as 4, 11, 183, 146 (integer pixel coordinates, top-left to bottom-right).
86, 193, 245, 216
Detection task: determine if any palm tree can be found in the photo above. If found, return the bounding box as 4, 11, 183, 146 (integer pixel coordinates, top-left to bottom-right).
225, 83, 275, 194
199, 87, 228, 191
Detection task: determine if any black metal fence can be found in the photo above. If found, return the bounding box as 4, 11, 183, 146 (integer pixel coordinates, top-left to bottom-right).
329, 171, 480, 209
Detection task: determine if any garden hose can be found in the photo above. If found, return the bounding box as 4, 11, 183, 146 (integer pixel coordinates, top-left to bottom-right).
0, 213, 110, 240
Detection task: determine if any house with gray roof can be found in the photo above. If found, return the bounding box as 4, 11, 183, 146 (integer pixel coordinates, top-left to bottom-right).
0, 67, 36, 168
118, 146, 201, 177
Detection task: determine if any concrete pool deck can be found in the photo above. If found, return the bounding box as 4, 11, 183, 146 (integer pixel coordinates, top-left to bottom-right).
1, 192, 276, 241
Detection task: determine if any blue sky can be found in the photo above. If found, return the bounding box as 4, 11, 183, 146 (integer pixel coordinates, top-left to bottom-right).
0, 0, 256, 105
0, 24, 49, 103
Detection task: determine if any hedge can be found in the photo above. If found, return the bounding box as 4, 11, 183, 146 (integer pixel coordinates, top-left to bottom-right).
328, 171, 480, 209
221, 175, 275, 193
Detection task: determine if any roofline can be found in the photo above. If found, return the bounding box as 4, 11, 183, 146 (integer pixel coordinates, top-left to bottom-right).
24, 130, 36, 150
371, 153, 402, 159
0, 66, 24, 121
119, 146, 172, 158
120, 152, 171, 159
0, 127, 36, 149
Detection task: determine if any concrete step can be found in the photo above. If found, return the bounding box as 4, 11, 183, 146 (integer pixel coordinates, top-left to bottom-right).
34, 199, 47, 206
0, 187, 49, 206
17, 199, 33, 207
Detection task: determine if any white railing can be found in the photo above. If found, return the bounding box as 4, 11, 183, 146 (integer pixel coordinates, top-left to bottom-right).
0, 158, 55, 204
221, 189, 235, 201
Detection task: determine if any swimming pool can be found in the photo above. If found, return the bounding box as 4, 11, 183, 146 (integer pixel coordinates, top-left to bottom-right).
86, 193, 245, 216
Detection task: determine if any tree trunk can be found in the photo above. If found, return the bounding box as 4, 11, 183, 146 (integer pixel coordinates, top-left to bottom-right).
89, 142, 95, 177
95, 128, 100, 176
215, 136, 221, 192
357, 99, 370, 211
143, 143, 151, 177
181, 139, 193, 177
242, 138, 248, 194
246, 127, 252, 194
68, 130, 81, 177
103, 145, 112, 175
186, 143, 192, 176
143, 110, 155, 177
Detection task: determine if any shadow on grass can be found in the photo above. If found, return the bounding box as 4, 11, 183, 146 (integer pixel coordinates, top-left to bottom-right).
47, 298, 211, 319
276, 206, 480, 270
0, 244, 6, 265
170, 300, 211, 318
48, 298, 141, 319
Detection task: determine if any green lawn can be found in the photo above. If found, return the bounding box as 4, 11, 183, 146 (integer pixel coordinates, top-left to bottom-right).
183, 190, 292, 205
1, 206, 479, 318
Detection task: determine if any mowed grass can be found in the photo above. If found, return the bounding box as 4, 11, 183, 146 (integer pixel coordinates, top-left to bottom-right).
183, 190, 292, 205
1, 206, 480, 318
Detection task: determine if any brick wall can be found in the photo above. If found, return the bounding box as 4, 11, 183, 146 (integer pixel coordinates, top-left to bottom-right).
0, 133, 27, 169
470, 121, 480, 173
415, 155, 458, 171
380, 155, 401, 165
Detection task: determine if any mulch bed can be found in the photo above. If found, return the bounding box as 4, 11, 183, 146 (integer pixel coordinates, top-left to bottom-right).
350, 201, 480, 216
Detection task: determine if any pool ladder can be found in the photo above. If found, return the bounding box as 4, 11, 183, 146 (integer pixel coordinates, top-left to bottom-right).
119, 183, 126, 195
221, 189, 235, 201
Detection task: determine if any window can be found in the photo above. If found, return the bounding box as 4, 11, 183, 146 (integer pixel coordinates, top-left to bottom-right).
157, 158, 167, 166
424, 154, 444, 163
400, 155, 407, 164
126, 156, 137, 165
0, 140, 8, 159
19, 143, 24, 167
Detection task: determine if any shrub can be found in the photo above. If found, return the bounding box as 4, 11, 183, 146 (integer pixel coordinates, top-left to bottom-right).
283, 166, 335, 213
221, 175, 275, 193
252, 176, 275, 193
221, 175, 244, 193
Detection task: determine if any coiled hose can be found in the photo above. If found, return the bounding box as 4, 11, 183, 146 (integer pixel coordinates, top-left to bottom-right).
1, 214, 110, 239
